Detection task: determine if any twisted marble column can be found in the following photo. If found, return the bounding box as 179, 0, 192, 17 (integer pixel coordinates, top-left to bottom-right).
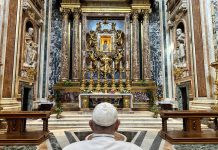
72, 9, 81, 82
142, 11, 152, 80
60, 8, 70, 81
131, 11, 140, 82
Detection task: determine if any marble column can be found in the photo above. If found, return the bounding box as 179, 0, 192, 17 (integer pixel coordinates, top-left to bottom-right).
125, 14, 131, 80
131, 10, 140, 82
72, 9, 80, 82
60, 8, 70, 81
142, 11, 152, 80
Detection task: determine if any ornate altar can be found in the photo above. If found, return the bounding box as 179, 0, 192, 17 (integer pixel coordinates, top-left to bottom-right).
54, 0, 157, 110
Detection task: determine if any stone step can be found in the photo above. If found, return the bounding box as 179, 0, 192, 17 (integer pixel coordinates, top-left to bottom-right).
27, 123, 183, 129
190, 100, 217, 110
190, 105, 212, 110
46, 118, 168, 122
26, 111, 208, 131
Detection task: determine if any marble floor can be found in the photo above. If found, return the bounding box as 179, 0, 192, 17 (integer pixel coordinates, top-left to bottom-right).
36, 129, 170, 150
1, 111, 218, 150
3, 129, 217, 150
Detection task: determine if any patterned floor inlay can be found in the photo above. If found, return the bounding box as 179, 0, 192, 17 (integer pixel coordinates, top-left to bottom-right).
1, 130, 218, 150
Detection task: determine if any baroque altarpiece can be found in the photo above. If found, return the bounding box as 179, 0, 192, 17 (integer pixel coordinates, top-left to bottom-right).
54, 0, 156, 109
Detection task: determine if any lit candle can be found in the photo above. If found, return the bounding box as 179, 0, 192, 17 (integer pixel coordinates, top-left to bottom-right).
113, 61, 114, 68
98, 62, 100, 68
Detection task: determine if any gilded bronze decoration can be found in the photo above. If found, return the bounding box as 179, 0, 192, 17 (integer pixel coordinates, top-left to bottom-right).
81, 20, 130, 93
86, 19, 124, 52
173, 67, 184, 80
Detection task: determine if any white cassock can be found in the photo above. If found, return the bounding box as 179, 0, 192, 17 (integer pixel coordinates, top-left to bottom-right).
63, 134, 143, 150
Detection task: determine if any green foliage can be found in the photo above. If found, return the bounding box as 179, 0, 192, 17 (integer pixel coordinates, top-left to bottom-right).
146, 90, 159, 118
54, 90, 63, 119
146, 90, 156, 108
63, 80, 73, 86
150, 104, 159, 118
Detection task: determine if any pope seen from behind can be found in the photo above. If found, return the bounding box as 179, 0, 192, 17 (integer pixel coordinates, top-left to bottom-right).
63, 102, 143, 150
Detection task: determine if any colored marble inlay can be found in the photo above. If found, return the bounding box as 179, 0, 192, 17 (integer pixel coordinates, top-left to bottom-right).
149, 7, 162, 98
49, 0, 62, 94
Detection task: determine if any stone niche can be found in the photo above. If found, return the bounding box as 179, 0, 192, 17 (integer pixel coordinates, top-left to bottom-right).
15, 0, 44, 100
166, 0, 194, 99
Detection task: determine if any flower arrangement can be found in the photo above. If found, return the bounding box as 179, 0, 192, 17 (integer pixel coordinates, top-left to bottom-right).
54, 90, 63, 119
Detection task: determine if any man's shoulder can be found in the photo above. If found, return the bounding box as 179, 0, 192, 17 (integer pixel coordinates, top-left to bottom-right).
115, 141, 143, 150
63, 141, 88, 150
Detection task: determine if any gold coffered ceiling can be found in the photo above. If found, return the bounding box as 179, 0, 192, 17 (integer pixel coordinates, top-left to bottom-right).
61, 0, 151, 12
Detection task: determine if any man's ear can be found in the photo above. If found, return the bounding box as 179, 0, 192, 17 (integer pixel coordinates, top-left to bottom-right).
114, 120, 120, 131
89, 120, 94, 131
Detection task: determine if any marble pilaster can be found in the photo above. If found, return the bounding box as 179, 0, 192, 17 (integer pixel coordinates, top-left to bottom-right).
131, 10, 140, 82
72, 9, 81, 82
60, 8, 70, 81
142, 11, 152, 80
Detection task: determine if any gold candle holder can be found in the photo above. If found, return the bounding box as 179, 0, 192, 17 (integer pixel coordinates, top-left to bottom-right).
96, 63, 101, 92
88, 63, 94, 92
125, 68, 131, 92
126, 79, 131, 91
119, 63, 124, 92
111, 67, 116, 92
80, 68, 86, 91
104, 72, 108, 93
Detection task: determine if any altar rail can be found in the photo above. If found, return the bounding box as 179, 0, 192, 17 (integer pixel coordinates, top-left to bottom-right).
160, 110, 218, 144
0, 111, 51, 145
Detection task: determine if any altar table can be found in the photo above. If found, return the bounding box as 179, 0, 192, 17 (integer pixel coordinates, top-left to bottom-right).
78, 93, 133, 108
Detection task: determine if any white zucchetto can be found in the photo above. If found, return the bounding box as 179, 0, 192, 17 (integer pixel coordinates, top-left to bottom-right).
92, 102, 118, 127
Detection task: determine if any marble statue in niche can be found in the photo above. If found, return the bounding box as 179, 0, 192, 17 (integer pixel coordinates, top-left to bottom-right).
174, 28, 186, 67
23, 27, 38, 68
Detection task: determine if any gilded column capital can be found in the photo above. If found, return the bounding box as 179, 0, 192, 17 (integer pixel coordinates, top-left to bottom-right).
131, 10, 140, 20
141, 9, 150, 21
73, 8, 81, 19
60, 8, 71, 17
